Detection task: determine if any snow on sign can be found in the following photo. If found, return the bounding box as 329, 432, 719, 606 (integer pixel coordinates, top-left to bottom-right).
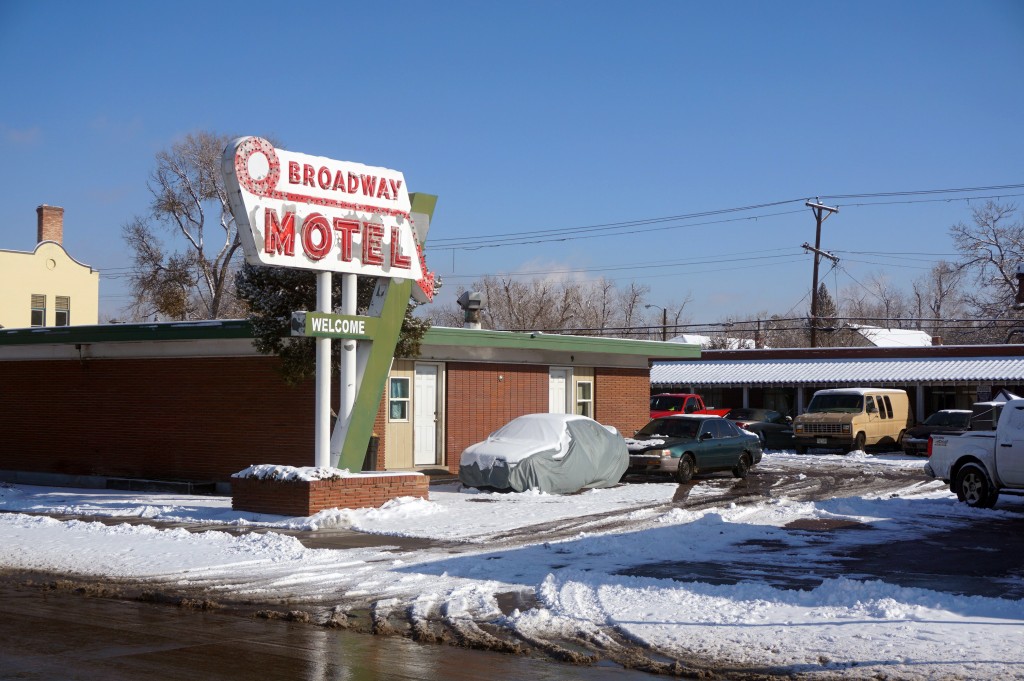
222, 136, 426, 285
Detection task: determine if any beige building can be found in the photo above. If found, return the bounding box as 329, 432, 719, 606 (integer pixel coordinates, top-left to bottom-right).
0, 205, 99, 329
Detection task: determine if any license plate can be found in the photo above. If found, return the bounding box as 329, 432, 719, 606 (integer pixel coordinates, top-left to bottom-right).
816, 438, 828, 444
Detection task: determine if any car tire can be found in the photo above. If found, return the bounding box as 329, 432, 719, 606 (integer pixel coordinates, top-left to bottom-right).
732, 453, 752, 479
676, 454, 696, 484
849, 432, 866, 453
795, 444, 807, 454
954, 464, 999, 508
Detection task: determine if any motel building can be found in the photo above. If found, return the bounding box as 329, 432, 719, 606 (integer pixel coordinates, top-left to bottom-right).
0, 321, 700, 492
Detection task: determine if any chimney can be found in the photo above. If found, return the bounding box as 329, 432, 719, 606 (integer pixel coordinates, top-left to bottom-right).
932, 336, 943, 346
37, 204, 64, 245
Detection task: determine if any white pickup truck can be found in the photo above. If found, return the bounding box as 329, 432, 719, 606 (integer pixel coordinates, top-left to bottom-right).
925, 398, 1024, 507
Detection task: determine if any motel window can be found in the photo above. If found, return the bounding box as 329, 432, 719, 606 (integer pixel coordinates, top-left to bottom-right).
575, 381, 593, 418
30, 294, 46, 327
55, 296, 70, 327
389, 377, 410, 421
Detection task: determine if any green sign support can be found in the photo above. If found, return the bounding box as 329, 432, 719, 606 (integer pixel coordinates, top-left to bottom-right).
333, 192, 436, 471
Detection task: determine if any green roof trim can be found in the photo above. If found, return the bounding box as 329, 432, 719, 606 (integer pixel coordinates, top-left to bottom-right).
0, 320, 255, 345
423, 326, 701, 359
0, 320, 701, 360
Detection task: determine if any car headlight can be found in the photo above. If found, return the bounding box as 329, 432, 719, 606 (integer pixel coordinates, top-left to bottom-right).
794, 424, 804, 434
842, 424, 851, 433
657, 449, 673, 458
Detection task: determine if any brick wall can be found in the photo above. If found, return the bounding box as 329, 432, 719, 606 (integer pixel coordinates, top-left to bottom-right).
372, 390, 387, 470
231, 473, 429, 516
0, 356, 317, 482
0, 353, 652, 483
445, 362, 548, 473
595, 367, 650, 437
443, 363, 650, 474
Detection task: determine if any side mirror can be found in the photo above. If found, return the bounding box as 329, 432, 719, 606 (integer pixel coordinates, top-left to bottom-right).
699, 432, 711, 441
785, 416, 793, 424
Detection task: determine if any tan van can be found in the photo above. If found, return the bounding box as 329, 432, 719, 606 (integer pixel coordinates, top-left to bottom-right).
793, 388, 911, 453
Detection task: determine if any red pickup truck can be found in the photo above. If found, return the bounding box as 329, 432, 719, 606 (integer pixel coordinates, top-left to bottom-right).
649, 393, 731, 419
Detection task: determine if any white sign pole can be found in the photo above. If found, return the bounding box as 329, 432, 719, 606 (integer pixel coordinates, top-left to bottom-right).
315, 271, 332, 469
335, 273, 358, 467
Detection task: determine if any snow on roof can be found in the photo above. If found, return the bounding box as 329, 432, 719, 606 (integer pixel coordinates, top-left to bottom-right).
811, 387, 907, 396
668, 334, 756, 349
851, 325, 933, 347
652, 356, 1024, 387
668, 333, 708, 345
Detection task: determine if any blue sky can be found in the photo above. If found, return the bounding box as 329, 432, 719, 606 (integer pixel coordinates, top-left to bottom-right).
2, 0, 1022, 324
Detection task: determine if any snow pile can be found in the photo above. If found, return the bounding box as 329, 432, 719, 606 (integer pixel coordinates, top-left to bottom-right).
231, 464, 353, 481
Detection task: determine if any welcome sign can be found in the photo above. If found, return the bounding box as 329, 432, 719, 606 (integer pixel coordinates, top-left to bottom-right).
223, 137, 429, 292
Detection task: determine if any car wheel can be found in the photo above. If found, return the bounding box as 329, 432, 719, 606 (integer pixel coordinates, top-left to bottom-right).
676, 454, 696, 484
795, 444, 807, 454
732, 453, 752, 479
954, 464, 999, 508
849, 432, 866, 453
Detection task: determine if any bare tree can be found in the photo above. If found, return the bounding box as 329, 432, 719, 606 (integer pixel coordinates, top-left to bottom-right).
424, 275, 691, 339
949, 201, 1024, 342
843, 273, 911, 328
911, 260, 967, 342
122, 131, 246, 321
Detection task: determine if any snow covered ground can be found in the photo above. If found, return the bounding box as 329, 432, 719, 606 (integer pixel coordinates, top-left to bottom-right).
1, 451, 1023, 679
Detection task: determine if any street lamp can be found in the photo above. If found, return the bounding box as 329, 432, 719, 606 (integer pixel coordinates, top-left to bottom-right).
645, 304, 668, 342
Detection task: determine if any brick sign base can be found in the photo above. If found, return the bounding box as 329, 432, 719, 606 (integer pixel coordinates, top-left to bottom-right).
231, 473, 429, 516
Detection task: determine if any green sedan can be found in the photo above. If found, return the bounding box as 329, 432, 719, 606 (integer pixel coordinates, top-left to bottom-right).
624, 415, 762, 483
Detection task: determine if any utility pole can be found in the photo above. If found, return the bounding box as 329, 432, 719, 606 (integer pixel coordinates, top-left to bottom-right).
805, 198, 839, 348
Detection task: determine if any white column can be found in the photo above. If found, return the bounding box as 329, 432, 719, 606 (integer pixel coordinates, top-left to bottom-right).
339, 272, 358, 439
742, 386, 750, 408
315, 272, 332, 469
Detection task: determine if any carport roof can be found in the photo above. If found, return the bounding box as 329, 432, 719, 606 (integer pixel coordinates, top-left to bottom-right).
652, 355, 1024, 387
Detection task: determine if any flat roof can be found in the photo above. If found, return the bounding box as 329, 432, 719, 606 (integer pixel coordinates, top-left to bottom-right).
653, 353, 1024, 387
0, 320, 702, 366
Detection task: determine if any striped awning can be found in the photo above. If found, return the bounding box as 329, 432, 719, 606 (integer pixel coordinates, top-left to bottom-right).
651, 356, 1024, 387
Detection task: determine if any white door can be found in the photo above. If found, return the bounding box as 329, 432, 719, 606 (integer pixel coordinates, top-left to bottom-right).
996, 403, 1024, 486
414, 364, 439, 466
549, 367, 571, 414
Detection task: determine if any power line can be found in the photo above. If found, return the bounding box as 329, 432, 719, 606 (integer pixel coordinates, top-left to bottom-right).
430, 184, 1024, 252
433, 208, 808, 252
439, 248, 803, 280
428, 198, 808, 246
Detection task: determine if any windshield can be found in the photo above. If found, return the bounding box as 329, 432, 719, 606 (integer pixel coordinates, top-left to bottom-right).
725, 408, 766, 421
650, 396, 685, 412
635, 418, 700, 439
924, 411, 971, 428
806, 394, 864, 414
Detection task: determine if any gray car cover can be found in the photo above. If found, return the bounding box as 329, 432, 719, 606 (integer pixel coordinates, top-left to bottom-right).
459, 416, 628, 494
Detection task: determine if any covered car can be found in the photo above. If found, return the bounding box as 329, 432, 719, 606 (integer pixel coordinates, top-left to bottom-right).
458, 413, 628, 494
902, 409, 972, 456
